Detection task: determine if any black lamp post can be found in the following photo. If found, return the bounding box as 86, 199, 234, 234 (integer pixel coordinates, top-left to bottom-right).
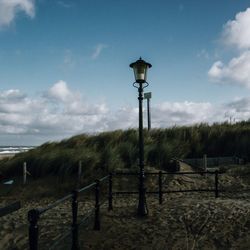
130, 57, 152, 216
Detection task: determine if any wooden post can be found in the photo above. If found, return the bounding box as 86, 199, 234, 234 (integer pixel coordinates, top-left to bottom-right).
215, 170, 219, 198
28, 209, 39, 250
203, 154, 207, 177
77, 161, 82, 188
108, 173, 113, 211
159, 171, 163, 204
203, 154, 207, 171
23, 162, 27, 185
71, 190, 79, 250
94, 180, 100, 230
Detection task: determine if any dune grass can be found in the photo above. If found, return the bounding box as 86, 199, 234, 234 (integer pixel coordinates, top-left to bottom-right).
1, 121, 250, 183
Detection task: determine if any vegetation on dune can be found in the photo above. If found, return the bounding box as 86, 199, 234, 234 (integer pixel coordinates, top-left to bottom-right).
1, 121, 250, 179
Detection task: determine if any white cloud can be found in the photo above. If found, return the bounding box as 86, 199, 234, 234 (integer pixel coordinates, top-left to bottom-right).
104, 106, 138, 130
222, 8, 250, 50
1, 81, 250, 145
208, 50, 250, 88
224, 97, 250, 122
46, 80, 108, 115
91, 44, 108, 60
152, 101, 215, 127
0, 0, 35, 28
0, 81, 108, 137
47, 80, 73, 103
208, 8, 250, 88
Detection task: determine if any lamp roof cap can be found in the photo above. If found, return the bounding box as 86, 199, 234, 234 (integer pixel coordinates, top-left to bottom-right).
129, 57, 152, 68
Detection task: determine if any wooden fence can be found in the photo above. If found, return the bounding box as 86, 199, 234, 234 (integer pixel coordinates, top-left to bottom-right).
110, 170, 220, 207
183, 156, 243, 169
28, 175, 110, 250
27, 170, 221, 249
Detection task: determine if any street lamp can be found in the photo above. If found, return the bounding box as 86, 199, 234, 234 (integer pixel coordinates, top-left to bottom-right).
144, 92, 152, 130
130, 57, 152, 216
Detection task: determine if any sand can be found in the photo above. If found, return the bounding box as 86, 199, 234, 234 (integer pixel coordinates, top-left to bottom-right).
0, 154, 15, 160
1, 193, 250, 250
0, 164, 250, 249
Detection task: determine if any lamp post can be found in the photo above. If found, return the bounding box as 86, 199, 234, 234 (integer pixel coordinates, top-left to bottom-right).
130, 57, 152, 216
144, 92, 152, 130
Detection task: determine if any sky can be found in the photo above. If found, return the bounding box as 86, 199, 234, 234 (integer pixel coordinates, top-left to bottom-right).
1, 0, 250, 145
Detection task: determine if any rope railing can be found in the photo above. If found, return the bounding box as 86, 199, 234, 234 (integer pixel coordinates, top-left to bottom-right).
25, 165, 250, 250
0, 201, 21, 218
28, 175, 109, 250
78, 182, 96, 193
28, 170, 224, 249
38, 193, 72, 215
109, 170, 221, 208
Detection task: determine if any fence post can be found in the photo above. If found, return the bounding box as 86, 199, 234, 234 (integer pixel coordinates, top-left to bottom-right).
215, 170, 219, 198
108, 173, 113, 211
28, 209, 39, 250
159, 171, 163, 204
203, 154, 207, 170
71, 190, 79, 250
23, 162, 27, 185
78, 161, 82, 182
94, 179, 100, 230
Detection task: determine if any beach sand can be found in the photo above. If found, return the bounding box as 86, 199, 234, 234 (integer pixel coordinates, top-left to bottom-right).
0, 165, 250, 250
1, 193, 250, 250
0, 154, 15, 160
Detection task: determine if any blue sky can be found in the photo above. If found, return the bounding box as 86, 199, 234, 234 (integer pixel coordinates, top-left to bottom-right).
1, 0, 250, 145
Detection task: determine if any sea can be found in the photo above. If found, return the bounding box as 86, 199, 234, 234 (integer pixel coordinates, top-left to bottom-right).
0, 146, 34, 155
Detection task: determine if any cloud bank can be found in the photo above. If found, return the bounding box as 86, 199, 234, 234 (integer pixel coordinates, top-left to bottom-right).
0, 81, 249, 144
209, 8, 250, 88
0, 81, 108, 137
0, 0, 35, 28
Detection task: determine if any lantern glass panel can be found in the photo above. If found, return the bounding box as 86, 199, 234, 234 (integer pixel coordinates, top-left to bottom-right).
133, 64, 148, 82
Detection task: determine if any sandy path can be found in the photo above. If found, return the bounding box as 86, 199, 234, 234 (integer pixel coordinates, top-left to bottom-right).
1, 170, 250, 250
1, 192, 250, 250
79, 193, 250, 250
